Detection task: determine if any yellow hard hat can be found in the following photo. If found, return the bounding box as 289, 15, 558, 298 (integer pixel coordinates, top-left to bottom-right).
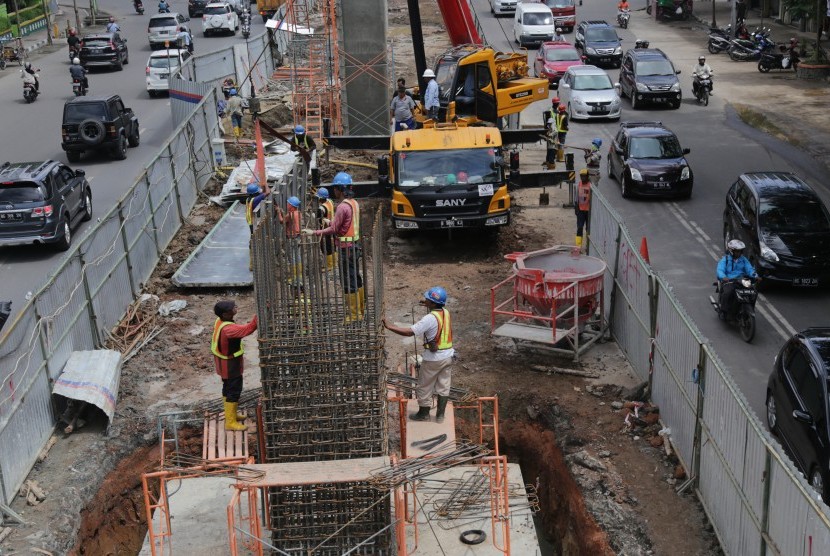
579, 168, 589, 176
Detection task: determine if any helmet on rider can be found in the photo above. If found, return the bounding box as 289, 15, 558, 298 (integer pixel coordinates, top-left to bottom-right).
592, 138, 602, 148
72, 57, 80, 65
69, 28, 76, 36
246, 183, 261, 196
423, 286, 447, 306
287, 196, 301, 208
294, 125, 305, 135
556, 27, 563, 33
727, 239, 746, 258
698, 55, 706, 64
332, 172, 353, 188
315, 188, 330, 199
24, 62, 32, 71
557, 104, 567, 112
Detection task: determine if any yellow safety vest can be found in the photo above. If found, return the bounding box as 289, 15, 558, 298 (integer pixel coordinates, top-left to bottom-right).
338, 199, 360, 243
426, 309, 453, 350
211, 318, 244, 360
245, 197, 255, 226
555, 113, 567, 134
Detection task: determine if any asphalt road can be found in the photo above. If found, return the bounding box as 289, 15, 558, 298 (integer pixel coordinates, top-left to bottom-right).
0, 0, 261, 324
470, 0, 830, 420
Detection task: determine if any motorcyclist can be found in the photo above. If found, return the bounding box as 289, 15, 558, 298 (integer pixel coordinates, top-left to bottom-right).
106, 16, 120, 34
158, 0, 171, 12
241, 7, 251, 25
67, 28, 80, 57
23, 62, 39, 91
134, 0, 144, 11
716, 239, 757, 319
618, 1, 630, 16
692, 55, 713, 97
69, 57, 88, 92
552, 27, 566, 42
786, 37, 800, 67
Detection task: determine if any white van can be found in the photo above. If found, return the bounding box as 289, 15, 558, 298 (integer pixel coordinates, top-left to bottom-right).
513, 3, 556, 47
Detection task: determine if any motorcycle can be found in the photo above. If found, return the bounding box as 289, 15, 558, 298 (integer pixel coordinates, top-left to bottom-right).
72, 78, 88, 96
617, 9, 630, 29
707, 26, 732, 54
241, 11, 251, 38
758, 45, 799, 73
158, 1, 170, 13
646, 0, 692, 21
69, 45, 78, 63
22, 70, 39, 103
728, 32, 774, 62
135, 0, 145, 14
692, 74, 712, 106
709, 277, 758, 342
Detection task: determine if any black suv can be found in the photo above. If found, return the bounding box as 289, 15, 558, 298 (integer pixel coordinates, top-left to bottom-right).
607, 121, 692, 199
188, 0, 208, 17
61, 95, 140, 162
723, 172, 830, 286
618, 48, 681, 109
766, 328, 830, 502
0, 160, 92, 251
79, 32, 129, 71
574, 21, 622, 68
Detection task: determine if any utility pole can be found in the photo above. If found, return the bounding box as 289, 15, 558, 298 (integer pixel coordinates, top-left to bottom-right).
10, 0, 22, 37
72, 0, 81, 34
41, 0, 53, 46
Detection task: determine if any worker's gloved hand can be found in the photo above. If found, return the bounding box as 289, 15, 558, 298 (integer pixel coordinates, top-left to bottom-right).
301, 228, 316, 236
322, 218, 331, 226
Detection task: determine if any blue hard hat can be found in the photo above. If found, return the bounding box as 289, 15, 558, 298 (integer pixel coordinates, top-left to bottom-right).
424, 286, 447, 306
294, 125, 305, 135
246, 183, 261, 195
287, 196, 301, 208
316, 188, 330, 199
592, 138, 602, 148
332, 172, 353, 187
229, 88, 237, 96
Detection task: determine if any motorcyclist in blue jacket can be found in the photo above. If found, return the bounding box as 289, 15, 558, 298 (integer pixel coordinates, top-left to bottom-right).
717, 239, 757, 318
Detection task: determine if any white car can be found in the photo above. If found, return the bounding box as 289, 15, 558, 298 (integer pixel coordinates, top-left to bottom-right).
202, 3, 239, 36
556, 65, 622, 121
490, 0, 518, 16
148, 12, 190, 50
146, 49, 191, 96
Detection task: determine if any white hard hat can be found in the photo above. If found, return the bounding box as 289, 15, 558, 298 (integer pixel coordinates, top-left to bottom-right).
422, 69, 435, 78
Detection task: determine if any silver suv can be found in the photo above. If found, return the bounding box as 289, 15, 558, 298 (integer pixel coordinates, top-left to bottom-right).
556, 65, 622, 121
148, 12, 190, 50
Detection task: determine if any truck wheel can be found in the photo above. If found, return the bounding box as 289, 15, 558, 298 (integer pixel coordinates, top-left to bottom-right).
128, 126, 140, 147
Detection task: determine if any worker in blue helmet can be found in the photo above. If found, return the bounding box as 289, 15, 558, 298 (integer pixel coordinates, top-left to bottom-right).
277, 195, 303, 284
245, 180, 269, 269
303, 171, 364, 322
585, 137, 603, 185
291, 124, 317, 173
315, 187, 336, 272
382, 286, 455, 422
228, 88, 244, 139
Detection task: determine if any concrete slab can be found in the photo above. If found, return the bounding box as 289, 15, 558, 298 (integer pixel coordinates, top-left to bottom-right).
405, 399, 456, 458
243, 456, 390, 487
171, 201, 253, 288
405, 463, 541, 556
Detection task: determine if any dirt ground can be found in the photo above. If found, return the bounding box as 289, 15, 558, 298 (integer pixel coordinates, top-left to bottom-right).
0, 3, 723, 555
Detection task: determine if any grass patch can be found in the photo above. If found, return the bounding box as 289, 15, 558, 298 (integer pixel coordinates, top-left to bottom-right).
733, 102, 803, 148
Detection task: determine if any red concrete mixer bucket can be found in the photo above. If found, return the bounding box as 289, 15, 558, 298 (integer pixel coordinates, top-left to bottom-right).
490, 246, 608, 361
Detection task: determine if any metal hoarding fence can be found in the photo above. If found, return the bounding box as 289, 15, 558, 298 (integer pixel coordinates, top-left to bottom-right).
587, 186, 830, 555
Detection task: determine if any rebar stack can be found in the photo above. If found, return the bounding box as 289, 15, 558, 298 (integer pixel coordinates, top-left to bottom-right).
250, 169, 390, 553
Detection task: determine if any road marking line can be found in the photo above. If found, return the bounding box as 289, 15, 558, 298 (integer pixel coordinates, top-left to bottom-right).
140, 127, 147, 134
670, 202, 712, 241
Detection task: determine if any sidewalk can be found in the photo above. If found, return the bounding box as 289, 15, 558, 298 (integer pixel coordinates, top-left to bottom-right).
12, 6, 111, 56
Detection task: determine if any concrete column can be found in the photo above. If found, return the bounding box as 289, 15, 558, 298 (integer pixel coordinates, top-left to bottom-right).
340, 0, 389, 136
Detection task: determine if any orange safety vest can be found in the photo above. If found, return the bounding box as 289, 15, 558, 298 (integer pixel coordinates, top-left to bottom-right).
338, 199, 360, 243
425, 308, 453, 351
321, 199, 334, 220
211, 318, 244, 360
577, 181, 591, 211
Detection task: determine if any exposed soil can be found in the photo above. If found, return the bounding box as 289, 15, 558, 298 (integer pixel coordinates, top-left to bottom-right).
1, 3, 723, 555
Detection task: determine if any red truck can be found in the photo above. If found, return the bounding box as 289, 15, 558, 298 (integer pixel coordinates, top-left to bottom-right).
541, 0, 576, 33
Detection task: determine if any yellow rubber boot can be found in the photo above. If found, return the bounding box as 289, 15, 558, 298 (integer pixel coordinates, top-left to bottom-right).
357, 286, 366, 318
326, 254, 335, 271
224, 401, 248, 431
222, 396, 246, 420
575, 235, 583, 247
557, 146, 565, 162
344, 293, 359, 323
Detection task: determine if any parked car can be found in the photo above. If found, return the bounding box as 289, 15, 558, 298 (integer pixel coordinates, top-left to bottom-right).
146, 49, 191, 96
607, 121, 693, 199
513, 2, 555, 47
618, 47, 682, 109
766, 328, 830, 502
202, 3, 239, 36
148, 12, 190, 50
188, 0, 208, 17
574, 20, 623, 68
722, 172, 830, 286
61, 95, 140, 162
555, 64, 621, 121
79, 32, 129, 70
0, 160, 92, 251
490, 0, 518, 17
534, 41, 584, 87
540, 0, 576, 33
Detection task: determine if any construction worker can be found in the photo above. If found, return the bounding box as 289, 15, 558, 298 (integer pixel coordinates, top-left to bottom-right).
575, 169, 592, 249
382, 287, 454, 423
544, 96, 560, 131
291, 125, 317, 171
228, 88, 244, 139
585, 138, 602, 185
245, 181, 268, 270
278, 196, 303, 284
422, 69, 440, 120
211, 300, 257, 431
555, 104, 568, 162
304, 172, 364, 322
391, 85, 417, 131
316, 187, 336, 272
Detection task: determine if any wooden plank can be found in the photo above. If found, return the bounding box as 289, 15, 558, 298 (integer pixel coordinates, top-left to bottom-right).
217, 418, 226, 459
234, 428, 243, 457
207, 417, 217, 460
